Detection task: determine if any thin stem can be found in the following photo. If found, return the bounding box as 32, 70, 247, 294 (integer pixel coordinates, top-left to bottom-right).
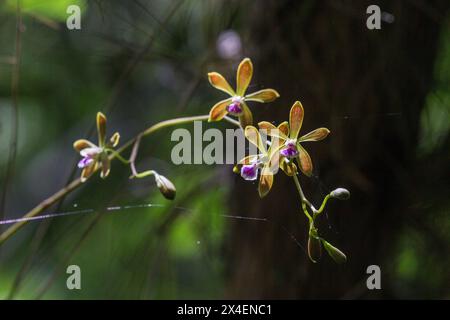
129, 115, 210, 178
105, 148, 130, 164
130, 170, 156, 179
141, 115, 209, 136
292, 174, 313, 222
130, 114, 241, 177
223, 115, 241, 127
292, 173, 306, 200
0, 179, 81, 245
314, 194, 331, 219
129, 133, 142, 177
292, 173, 314, 209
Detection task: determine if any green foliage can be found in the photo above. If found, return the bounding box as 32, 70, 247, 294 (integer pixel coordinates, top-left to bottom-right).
5, 0, 87, 21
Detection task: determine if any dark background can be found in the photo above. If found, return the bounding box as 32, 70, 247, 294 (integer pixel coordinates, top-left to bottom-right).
0, 0, 449, 299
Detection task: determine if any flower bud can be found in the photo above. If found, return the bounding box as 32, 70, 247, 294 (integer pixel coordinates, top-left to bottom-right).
307, 236, 322, 263
322, 240, 347, 264
233, 165, 240, 174
154, 174, 176, 200
330, 188, 350, 200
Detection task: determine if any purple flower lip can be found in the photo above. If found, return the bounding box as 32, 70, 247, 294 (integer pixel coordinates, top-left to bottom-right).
78, 156, 94, 168
280, 142, 299, 158
226, 102, 243, 116
240, 163, 259, 181
78, 146, 102, 168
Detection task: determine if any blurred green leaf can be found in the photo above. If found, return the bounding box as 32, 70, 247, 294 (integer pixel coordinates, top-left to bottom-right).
6, 0, 87, 21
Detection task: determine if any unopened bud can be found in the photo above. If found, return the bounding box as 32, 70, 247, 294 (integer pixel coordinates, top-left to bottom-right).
330, 188, 350, 200
322, 240, 347, 264
307, 236, 322, 263
233, 165, 240, 174
154, 174, 176, 200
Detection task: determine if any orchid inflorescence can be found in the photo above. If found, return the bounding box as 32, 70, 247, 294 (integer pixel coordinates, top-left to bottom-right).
74, 58, 350, 264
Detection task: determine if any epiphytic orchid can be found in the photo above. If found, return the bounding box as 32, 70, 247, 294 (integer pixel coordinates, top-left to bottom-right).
73, 112, 120, 182
234, 126, 283, 198
2, 55, 352, 265
259, 101, 330, 177
208, 58, 280, 128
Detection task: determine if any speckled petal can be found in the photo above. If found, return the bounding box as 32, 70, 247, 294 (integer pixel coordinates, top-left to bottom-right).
245, 89, 280, 103
208, 98, 232, 122
236, 58, 253, 96
299, 128, 330, 142
258, 167, 274, 198
296, 144, 313, 177
289, 101, 304, 139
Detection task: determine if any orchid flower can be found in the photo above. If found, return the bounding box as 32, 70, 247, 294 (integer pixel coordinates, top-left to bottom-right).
257, 121, 298, 177
258, 101, 330, 177
208, 58, 280, 128
73, 112, 120, 182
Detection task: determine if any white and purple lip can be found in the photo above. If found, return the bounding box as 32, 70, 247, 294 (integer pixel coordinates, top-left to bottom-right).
240, 163, 259, 181
226, 96, 244, 116
280, 140, 299, 158
78, 147, 102, 168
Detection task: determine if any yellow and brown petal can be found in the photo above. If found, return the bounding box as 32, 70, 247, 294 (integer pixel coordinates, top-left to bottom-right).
81, 162, 98, 183
236, 58, 253, 96
73, 139, 96, 152
289, 101, 304, 140
299, 128, 330, 142
257, 149, 281, 198
97, 112, 107, 147
244, 125, 266, 153
258, 171, 273, 198
99, 153, 111, 179
208, 72, 235, 96
245, 89, 280, 103
279, 157, 297, 176
258, 121, 289, 140
296, 144, 313, 177
208, 98, 233, 122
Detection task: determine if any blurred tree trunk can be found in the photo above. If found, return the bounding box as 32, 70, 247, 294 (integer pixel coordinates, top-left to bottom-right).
226, 0, 449, 299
